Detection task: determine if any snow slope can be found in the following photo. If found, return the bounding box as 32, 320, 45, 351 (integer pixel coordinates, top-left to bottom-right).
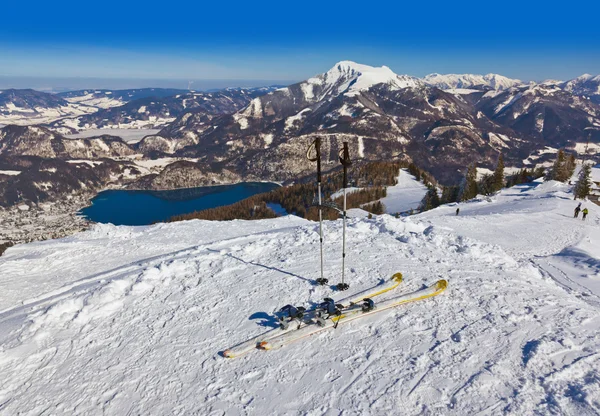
379, 168, 428, 214
1, 180, 600, 414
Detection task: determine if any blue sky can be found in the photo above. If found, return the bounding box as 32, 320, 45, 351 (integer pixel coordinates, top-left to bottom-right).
1, 0, 599, 88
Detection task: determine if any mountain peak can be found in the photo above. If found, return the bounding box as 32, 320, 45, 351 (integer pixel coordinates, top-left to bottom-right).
323, 61, 421, 96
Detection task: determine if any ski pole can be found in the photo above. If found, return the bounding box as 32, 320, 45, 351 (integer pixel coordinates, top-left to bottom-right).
337, 142, 352, 291
307, 136, 328, 286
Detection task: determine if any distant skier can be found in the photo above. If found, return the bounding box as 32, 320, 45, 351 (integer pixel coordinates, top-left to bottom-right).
574, 203, 582, 218
456, 207, 460, 216
582, 208, 589, 221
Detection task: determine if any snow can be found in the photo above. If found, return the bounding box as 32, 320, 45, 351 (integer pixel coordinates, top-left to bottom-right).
358, 136, 365, 157
0, 170, 21, 176
424, 73, 524, 91
573, 142, 600, 154
262, 133, 274, 147
2, 179, 600, 414
379, 169, 428, 214
65, 129, 161, 144
444, 88, 481, 95
284, 108, 311, 130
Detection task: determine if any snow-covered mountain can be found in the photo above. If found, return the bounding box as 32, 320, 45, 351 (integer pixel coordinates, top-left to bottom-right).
1, 178, 600, 414
475, 83, 600, 148
0, 89, 96, 126
562, 74, 600, 104
423, 73, 525, 91
147, 61, 600, 184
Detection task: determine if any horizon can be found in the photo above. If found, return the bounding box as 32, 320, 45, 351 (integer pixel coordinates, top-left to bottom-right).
2, 0, 599, 89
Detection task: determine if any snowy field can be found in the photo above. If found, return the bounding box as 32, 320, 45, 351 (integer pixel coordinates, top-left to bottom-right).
1, 180, 600, 414
65, 129, 161, 143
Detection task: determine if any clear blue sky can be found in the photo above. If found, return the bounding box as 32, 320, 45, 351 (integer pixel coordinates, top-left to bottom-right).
1, 0, 599, 87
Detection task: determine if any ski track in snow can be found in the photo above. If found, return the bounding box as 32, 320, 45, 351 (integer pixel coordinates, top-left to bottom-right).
1, 181, 600, 414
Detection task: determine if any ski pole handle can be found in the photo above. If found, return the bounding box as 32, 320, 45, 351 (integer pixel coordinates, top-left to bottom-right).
339, 142, 351, 189
307, 137, 322, 182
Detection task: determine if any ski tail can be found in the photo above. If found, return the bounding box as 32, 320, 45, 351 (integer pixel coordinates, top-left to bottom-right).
345, 273, 402, 306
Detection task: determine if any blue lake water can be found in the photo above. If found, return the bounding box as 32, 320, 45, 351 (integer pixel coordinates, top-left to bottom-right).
79, 182, 280, 226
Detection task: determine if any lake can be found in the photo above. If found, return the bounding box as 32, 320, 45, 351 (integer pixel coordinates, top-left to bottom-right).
79, 182, 280, 225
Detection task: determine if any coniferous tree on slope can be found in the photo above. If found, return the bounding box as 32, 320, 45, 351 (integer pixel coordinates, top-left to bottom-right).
441, 185, 460, 204
546, 149, 571, 182
492, 154, 505, 192
460, 163, 479, 201
420, 184, 441, 211
565, 154, 577, 180
574, 164, 592, 199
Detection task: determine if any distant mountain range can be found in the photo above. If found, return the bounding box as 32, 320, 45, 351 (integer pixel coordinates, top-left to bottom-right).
0, 86, 282, 130
139, 61, 600, 183
1, 62, 600, 207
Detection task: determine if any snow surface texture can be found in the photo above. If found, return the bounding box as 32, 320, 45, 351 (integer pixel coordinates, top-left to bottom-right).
1, 181, 600, 414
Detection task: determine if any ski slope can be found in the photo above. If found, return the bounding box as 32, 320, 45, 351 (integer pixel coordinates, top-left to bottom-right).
1, 180, 600, 414
379, 168, 428, 214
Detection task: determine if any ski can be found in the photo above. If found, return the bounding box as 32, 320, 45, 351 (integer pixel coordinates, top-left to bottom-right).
222, 273, 403, 358
258, 279, 447, 351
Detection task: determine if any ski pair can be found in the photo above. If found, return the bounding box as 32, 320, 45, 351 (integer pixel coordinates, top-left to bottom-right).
222, 273, 403, 359
259, 279, 447, 351
306, 137, 352, 291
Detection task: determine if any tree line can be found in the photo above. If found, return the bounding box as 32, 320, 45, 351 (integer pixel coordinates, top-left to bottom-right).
420, 148, 592, 212
170, 160, 435, 223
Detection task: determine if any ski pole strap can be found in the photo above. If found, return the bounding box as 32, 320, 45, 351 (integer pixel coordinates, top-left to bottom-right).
307, 137, 322, 182
339, 142, 351, 189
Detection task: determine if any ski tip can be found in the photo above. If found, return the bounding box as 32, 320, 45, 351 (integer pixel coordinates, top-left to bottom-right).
436, 279, 448, 291
391, 272, 403, 283
258, 341, 271, 350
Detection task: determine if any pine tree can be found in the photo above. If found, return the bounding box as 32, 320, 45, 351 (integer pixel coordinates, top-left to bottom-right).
565, 154, 577, 179
420, 185, 441, 211
492, 154, 505, 191
547, 149, 569, 182
534, 166, 546, 180
478, 174, 495, 195
460, 163, 479, 201
441, 186, 460, 204
574, 164, 592, 199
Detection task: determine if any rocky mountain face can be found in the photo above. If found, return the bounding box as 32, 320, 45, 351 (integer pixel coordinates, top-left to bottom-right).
475, 84, 600, 148
49, 87, 281, 134
147, 62, 600, 184
0, 125, 136, 159
0, 155, 134, 207
130, 160, 241, 190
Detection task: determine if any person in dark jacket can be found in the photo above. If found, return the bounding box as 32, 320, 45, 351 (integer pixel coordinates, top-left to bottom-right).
456, 207, 460, 216
574, 203, 582, 218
